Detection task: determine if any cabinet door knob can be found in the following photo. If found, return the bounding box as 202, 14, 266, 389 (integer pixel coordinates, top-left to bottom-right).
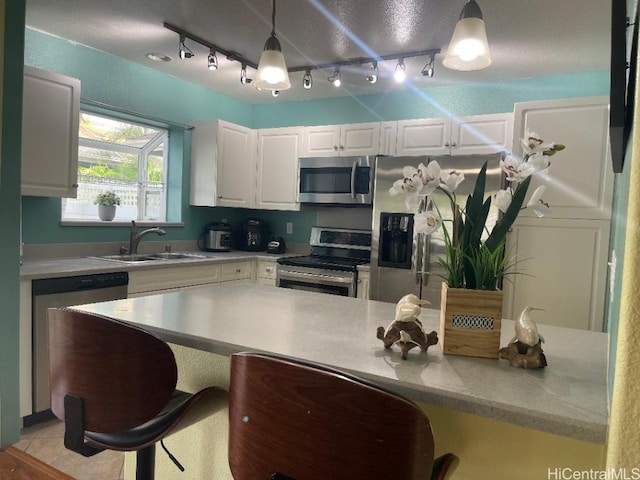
333, 145, 338, 150
217, 195, 222, 199
339, 145, 345, 150
444, 142, 450, 147
451, 142, 457, 147
72, 183, 79, 188
236, 268, 241, 273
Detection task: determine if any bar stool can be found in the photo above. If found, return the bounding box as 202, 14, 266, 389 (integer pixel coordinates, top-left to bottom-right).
47, 307, 228, 480
228, 352, 459, 480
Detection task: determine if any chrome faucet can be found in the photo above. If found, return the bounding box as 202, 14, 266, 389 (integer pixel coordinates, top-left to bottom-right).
129, 220, 166, 254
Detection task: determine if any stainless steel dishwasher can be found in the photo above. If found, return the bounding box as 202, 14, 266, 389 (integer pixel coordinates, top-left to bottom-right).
29, 271, 129, 423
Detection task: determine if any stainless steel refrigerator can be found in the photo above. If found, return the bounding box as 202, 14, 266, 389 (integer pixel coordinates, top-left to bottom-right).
369, 154, 504, 305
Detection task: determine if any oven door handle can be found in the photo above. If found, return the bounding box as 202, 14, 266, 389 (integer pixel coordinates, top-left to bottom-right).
278, 270, 354, 285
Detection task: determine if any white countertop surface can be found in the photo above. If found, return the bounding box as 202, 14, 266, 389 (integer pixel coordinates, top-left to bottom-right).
20, 251, 290, 280
70, 283, 609, 443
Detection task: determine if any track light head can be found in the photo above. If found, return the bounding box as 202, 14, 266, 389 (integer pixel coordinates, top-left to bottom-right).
240, 64, 253, 85
179, 35, 194, 60
421, 54, 435, 77
394, 58, 406, 83
365, 61, 378, 84
328, 67, 341, 87
272, 90, 280, 97
207, 50, 218, 71
303, 70, 313, 90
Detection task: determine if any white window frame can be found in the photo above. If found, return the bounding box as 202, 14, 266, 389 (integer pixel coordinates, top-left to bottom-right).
62, 111, 170, 223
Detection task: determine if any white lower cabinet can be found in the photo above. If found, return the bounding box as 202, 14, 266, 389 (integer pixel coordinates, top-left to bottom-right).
220, 261, 253, 283
356, 270, 370, 300
128, 260, 253, 297
256, 260, 277, 286
502, 218, 610, 332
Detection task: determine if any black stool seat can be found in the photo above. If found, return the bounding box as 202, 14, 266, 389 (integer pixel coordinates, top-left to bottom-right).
48, 308, 228, 480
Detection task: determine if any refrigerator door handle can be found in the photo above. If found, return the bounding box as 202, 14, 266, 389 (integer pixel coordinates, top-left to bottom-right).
350, 159, 357, 199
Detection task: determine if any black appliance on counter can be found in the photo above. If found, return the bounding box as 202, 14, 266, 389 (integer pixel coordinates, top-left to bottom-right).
236, 218, 268, 251
267, 237, 287, 254
201, 222, 233, 252
276, 226, 371, 297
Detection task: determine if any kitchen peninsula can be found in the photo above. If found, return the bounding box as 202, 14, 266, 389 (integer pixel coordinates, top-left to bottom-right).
70, 283, 608, 480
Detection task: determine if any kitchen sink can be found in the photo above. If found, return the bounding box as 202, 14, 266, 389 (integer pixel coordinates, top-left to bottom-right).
91, 252, 208, 263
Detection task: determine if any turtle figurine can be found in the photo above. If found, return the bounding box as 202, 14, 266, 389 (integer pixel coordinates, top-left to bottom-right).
376, 294, 438, 360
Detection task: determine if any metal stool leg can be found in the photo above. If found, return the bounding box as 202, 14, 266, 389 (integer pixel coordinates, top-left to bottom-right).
136, 444, 156, 480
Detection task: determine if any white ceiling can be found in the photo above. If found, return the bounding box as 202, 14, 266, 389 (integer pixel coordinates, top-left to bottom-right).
25, 0, 612, 104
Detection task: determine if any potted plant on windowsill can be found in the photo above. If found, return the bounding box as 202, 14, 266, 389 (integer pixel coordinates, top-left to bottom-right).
94, 191, 121, 221
389, 131, 565, 358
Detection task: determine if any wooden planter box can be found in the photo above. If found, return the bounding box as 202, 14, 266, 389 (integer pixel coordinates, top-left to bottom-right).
439, 282, 503, 359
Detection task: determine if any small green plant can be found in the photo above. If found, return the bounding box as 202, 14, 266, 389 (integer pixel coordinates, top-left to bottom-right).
94, 191, 121, 206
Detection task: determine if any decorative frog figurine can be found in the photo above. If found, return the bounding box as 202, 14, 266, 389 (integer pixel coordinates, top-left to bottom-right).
376, 294, 438, 360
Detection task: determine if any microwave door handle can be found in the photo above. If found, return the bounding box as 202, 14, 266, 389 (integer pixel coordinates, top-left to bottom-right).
350, 159, 357, 199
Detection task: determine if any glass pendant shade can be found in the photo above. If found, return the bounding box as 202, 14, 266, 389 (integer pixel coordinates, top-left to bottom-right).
443, 1, 491, 71
254, 35, 291, 90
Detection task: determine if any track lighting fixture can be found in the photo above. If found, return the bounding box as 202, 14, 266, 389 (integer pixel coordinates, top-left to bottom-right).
207, 49, 218, 71
421, 54, 435, 77
393, 58, 406, 83
164, 23, 444, 96
365, 61, 378, 84
302, 70, 313, 90
178, 35, 194, 60
328, 68, 341, 87
240, 64, 252, 85
443, 0, 491, 71
255, 0, 291, 91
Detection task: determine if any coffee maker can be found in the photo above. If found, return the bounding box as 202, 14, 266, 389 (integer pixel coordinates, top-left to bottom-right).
237, 218, 268, 251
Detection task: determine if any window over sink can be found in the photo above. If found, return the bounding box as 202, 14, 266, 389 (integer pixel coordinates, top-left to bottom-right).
61, 111, 168, 222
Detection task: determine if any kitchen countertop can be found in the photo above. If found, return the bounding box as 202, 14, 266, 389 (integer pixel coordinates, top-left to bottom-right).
70, 283, 609, 444
20, 251, 293, 280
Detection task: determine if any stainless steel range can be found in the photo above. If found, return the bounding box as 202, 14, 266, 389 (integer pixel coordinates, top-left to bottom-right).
276, 226, 371, 297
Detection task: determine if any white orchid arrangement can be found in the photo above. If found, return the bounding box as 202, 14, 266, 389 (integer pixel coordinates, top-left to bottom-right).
390, 131, 565, 290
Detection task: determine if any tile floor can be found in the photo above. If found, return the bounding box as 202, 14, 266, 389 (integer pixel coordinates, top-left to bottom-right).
13, 419, 124, 480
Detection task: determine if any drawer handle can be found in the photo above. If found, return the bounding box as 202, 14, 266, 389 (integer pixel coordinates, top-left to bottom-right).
236, 268, 241, 273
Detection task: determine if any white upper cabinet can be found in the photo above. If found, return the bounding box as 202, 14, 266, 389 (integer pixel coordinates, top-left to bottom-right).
512, 97, 613, 220
395, 113, 513, 156
379, 121, 398, 156
395, 117, 450, 156
190, 119, 256, 208
22, 66, 81, 197
256, 127, 302, 211
301, 122, 380, 157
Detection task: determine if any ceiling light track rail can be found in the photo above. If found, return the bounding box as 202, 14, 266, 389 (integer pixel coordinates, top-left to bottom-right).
287, 49, 441, 73
164, 22, 259, 70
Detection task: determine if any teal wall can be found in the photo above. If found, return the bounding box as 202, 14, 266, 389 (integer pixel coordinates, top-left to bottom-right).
0, 0, 26, 446
252, 72, 609, 127
21, 27, 610, 247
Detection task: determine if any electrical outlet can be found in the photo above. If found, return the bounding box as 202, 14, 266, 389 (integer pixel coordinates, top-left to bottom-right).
286, 222, 293, 235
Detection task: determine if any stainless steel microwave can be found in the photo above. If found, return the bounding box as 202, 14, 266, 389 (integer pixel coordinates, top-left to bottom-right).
297, 156, 374, 205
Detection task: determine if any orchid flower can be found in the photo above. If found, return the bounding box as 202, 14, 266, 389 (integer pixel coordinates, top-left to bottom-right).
528, 154, 551, 176
526, 185, 550, 217
521, 130, 554, 156
500, 155, 536, 183
389, 165, 423, 196
414, 211, 442, 235
494, 189, 512, 213
416, 161, 442, 195
440, 169, 465, 193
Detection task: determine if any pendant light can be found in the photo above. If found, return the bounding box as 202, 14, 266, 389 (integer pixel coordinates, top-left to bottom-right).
443, 0, 491, 71
254, 0, 291, 91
